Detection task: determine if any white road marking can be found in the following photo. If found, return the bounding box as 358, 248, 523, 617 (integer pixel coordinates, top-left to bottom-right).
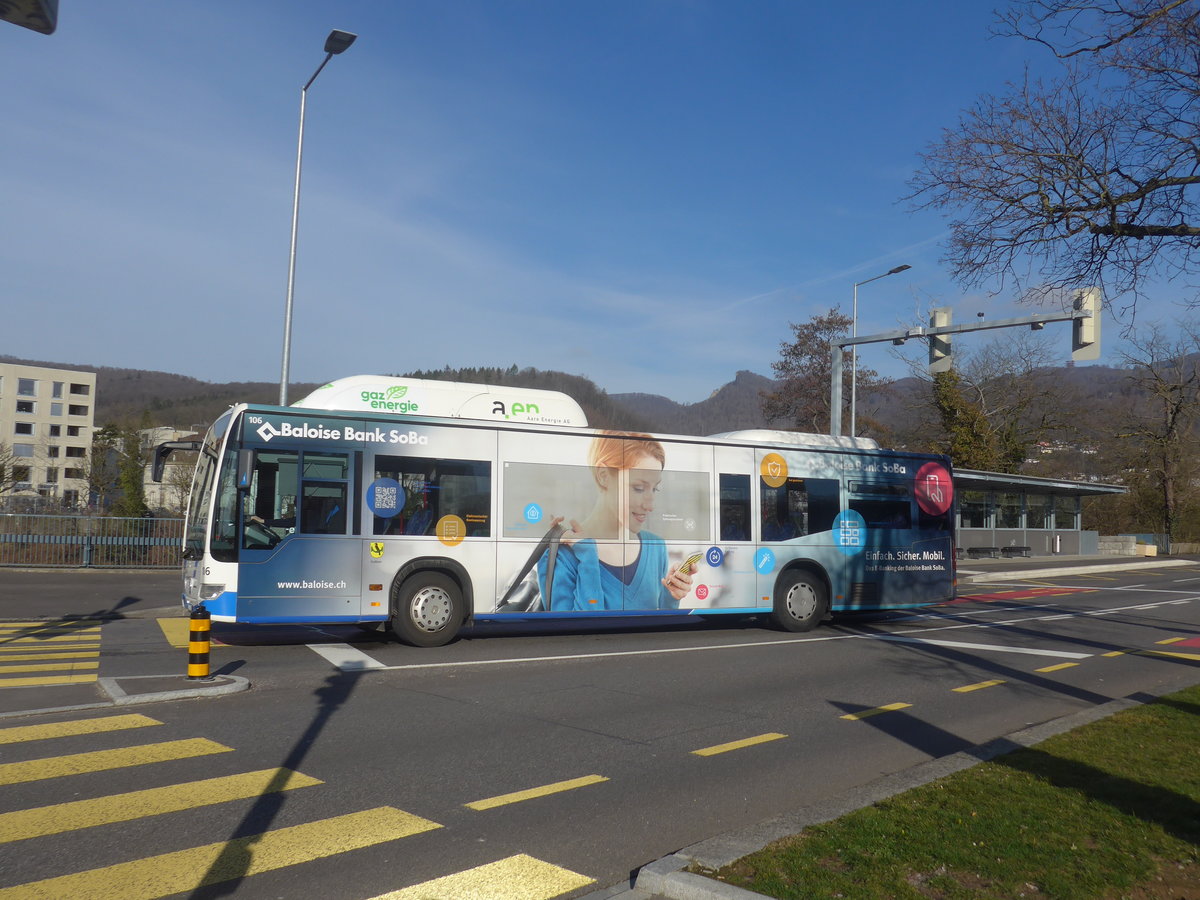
872, 636, 1092, 659
303, 595, 1195, 673
306, 644, 388, 671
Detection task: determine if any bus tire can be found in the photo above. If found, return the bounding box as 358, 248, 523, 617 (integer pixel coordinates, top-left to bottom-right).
771, 568, 827, 633
391, 572, 463, 647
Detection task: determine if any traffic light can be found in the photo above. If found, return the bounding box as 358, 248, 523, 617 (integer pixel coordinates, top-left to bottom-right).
0, 0, 57, 34
1071, 288, 1102, 361
928, 306, 953, 373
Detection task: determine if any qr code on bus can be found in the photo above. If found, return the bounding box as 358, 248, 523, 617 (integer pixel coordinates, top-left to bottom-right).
375, 485, 398, 509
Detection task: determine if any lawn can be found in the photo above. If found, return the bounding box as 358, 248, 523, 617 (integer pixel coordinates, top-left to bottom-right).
714, 684, 1200, 899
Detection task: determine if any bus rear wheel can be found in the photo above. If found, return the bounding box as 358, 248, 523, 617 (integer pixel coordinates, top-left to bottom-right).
391, 573, 463, 647
771, 569, 827, 633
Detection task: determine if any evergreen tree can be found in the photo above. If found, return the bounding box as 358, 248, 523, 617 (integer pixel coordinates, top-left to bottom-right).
111, 427, 149, 518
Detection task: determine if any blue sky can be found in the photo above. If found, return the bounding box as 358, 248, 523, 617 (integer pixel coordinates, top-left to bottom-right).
2, 2, 1129, 403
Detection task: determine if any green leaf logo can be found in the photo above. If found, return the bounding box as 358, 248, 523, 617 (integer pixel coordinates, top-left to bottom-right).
385, 386, 409, 401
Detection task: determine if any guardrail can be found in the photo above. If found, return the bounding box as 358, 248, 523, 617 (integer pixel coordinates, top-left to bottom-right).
0, 514, 183, 568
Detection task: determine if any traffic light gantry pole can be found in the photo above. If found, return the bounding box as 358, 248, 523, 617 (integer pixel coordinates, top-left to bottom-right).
828, 288, 1100, 437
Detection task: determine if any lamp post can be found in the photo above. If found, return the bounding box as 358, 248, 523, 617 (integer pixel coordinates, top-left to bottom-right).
279, 29, 358, 406
850, 263, 910, 435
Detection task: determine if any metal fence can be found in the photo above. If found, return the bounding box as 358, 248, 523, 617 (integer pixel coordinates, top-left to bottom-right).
0, 514, 184, 568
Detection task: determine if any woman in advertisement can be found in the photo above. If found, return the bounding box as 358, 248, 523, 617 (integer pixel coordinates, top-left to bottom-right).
538, 431, 696, 611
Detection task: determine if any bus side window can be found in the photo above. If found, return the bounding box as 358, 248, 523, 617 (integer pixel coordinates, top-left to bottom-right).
373, 454, 491, 538
719, 473, 751, 541
761, 477, 839, 541
849, 482, 912, 529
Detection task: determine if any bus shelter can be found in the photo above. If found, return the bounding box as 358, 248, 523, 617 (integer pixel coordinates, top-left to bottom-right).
953, 469, 1125, 558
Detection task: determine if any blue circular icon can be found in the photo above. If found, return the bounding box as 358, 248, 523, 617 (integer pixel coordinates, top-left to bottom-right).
754, 547, 776, 574
833, 509, 868, 556
706, 546, 724, 567
367, 478, 404, 518
524, 503, 544, 524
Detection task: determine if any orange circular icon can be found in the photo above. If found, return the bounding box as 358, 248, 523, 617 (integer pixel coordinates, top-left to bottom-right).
436, 515, 467, 546
760, 453, 788, 488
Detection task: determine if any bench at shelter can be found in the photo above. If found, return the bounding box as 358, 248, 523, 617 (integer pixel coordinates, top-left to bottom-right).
1001, 546, 1032, 558
967, 546, 1000, 559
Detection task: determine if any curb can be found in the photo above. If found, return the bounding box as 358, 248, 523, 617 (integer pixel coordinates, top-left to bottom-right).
0, 674, 250, 720
98, 674, 250, 706
958, 557, 1191, 584
620, 693, 1157, 899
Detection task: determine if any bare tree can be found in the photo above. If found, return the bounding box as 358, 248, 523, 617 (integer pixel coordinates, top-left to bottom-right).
891, 330, 1075, 471
1113, 319, 1200, 548
0, 443, 16, 498
164, 454, 197, 514
909, 0, 1200, 315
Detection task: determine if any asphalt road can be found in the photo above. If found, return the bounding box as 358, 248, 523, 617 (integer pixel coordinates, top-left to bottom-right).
1, 562, 1199, 898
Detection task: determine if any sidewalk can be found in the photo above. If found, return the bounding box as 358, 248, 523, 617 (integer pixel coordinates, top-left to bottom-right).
592, 552, 1200, 900
955, 551, 1194, 584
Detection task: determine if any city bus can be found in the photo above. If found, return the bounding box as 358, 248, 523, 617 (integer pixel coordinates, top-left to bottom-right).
154, 375, 955, 647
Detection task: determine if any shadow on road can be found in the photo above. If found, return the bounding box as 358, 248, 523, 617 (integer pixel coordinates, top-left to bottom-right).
184, 669, 362, 899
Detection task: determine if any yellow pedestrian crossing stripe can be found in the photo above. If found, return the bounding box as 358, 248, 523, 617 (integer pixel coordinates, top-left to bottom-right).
0, 738, 231, 786
0, 622, 102, 634
0, 674, 97, 687
0, 721, 595, 898
0, 651, 99, 662
0, 714, 161, 745
0, 618, 102, 687
0, 645, 100, 656
0, 807, 440, 900
368, 854, 593, 899
0, 661, 98, 675
0, 768, 322, 842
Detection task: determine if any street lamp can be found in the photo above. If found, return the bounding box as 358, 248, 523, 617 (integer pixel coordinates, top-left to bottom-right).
279, 29, 358, 406
850, 263, 911, 435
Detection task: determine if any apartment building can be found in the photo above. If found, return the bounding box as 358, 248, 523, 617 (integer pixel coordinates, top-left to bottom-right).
0, 363, 97, 507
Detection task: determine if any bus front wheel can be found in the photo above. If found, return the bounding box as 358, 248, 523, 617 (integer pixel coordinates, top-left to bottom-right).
771, 569, 827, 633
391, 573, 463, 647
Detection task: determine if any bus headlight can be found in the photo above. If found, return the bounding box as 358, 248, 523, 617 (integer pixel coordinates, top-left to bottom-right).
198, 583, 226, 600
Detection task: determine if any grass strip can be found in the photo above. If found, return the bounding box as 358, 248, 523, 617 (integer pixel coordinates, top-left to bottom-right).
715, 684, 1200, 899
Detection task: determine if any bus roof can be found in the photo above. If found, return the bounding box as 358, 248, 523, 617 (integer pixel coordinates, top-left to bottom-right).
710, 429, 880, 451
290, 375, 590, 428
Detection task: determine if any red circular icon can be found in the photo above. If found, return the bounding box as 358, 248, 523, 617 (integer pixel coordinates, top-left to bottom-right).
695, 584, 709, 601
915, 462, 953, 516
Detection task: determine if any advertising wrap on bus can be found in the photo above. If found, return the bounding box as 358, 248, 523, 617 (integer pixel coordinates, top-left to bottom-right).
164, 376, 955, 646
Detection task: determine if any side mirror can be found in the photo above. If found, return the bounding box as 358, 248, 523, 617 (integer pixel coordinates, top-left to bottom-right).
237, 449, 256, 490
152, 440, 201, 483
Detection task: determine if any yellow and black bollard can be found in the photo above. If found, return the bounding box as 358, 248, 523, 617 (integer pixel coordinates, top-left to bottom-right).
187, 605, 212, 680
